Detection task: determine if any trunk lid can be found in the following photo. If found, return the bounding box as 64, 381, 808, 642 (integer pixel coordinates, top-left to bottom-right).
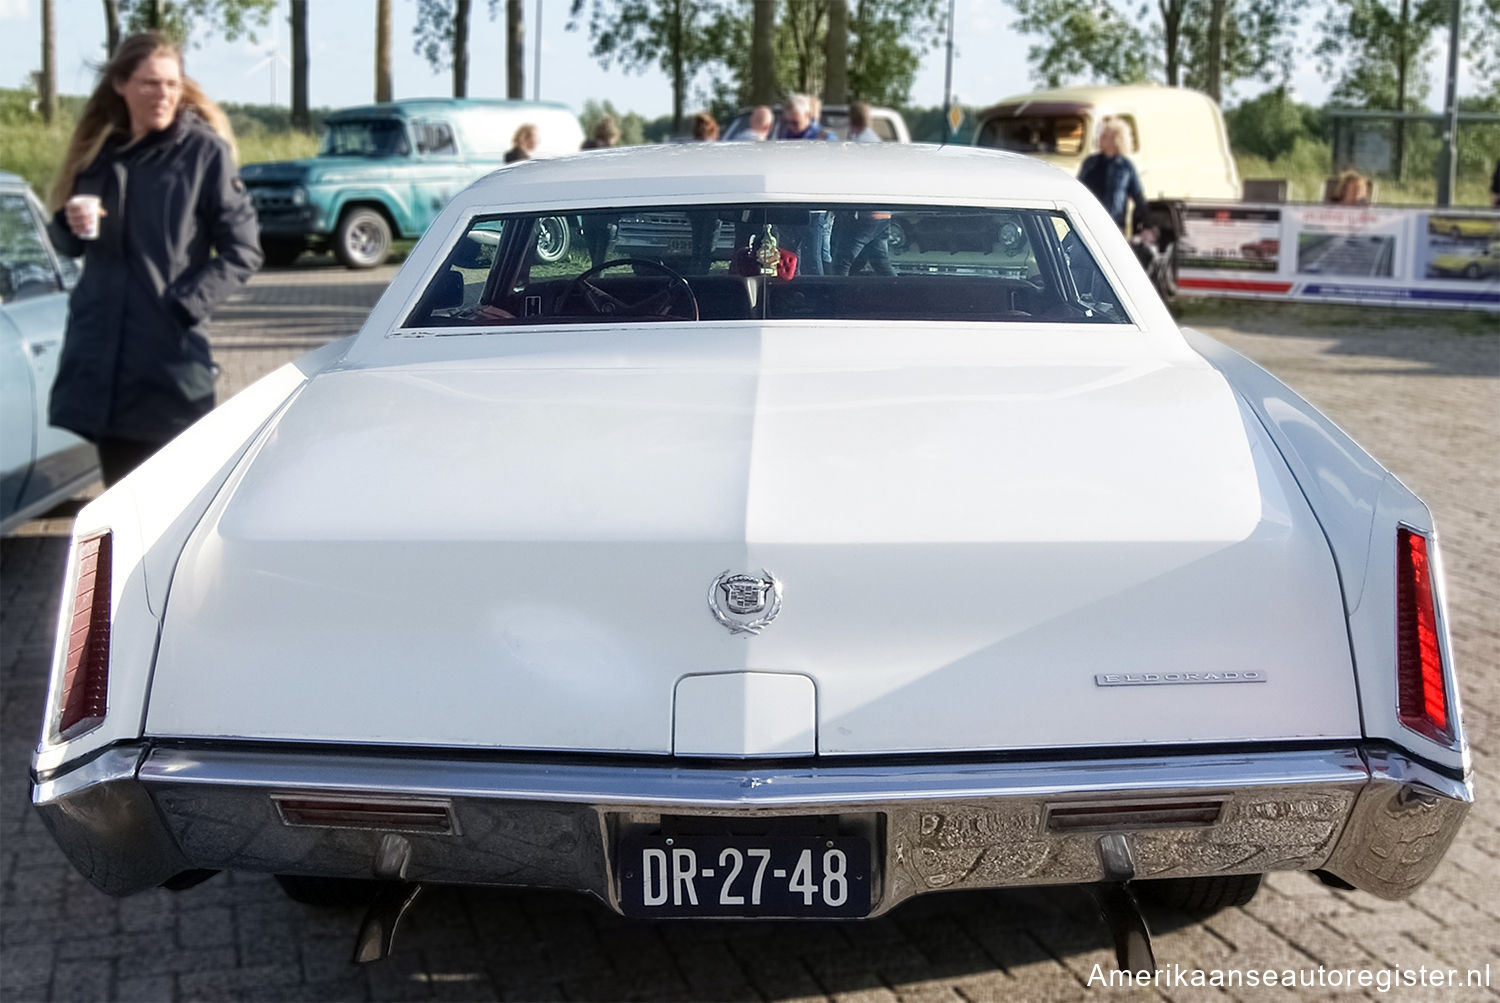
148, 326, 1358, 754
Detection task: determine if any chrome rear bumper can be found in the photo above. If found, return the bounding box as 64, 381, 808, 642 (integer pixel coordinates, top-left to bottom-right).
32, 744, 1470, 910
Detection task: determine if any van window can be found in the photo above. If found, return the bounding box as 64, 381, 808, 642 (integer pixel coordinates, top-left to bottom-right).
976, 115, 1088, 155
320, 119, 411, 158
415, 120, 458, 156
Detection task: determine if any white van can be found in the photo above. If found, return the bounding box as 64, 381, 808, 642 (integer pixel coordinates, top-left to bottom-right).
972, 84, 1240, 200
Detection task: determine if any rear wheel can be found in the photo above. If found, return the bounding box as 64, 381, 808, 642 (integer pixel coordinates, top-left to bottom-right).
274, 874, 384, 908
1135, 873, 1262, 916
535, 215, 572, 263
259, 237, 305, 269
334, 207, 393, 269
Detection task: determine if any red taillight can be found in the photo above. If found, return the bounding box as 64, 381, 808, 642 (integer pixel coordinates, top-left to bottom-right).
1396, 527, 1450, 744
58, 532, 112, 738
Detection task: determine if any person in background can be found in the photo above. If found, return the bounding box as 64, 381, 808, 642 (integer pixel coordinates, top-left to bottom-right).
1487, 158, 1498, 208
744, 105, 773, 141
582, 115, 620, 150
581, 115, 622, 266
504, 123, 538, 163
1076, 118, 1147, 235
1328, 169, 1370, 206
691, 112, 719, 142
777, 94, 835, 274
47, 32, 261, 488
847, 102, 881, 143
688, 112, 721, 272
778, 93, 834, 141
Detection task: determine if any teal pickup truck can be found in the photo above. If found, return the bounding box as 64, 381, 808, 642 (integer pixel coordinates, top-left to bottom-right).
241, 98, 583, 269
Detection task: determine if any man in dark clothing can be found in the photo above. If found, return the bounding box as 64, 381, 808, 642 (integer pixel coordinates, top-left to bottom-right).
1077, 119, 1148, 233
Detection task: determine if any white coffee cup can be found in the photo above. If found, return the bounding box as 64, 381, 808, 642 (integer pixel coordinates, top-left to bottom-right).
67, 195, 102, 240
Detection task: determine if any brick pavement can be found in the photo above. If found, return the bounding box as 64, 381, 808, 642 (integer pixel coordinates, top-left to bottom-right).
1, 276, 1496, 1002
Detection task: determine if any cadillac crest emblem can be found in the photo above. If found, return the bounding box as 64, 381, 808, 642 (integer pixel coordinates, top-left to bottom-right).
708, 569, 783, 634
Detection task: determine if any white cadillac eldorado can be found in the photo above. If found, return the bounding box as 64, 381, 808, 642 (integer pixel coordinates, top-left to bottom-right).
32, 144, 1470, 965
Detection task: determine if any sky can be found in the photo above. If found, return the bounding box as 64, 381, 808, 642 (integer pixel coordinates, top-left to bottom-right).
0, 0, 1480, 122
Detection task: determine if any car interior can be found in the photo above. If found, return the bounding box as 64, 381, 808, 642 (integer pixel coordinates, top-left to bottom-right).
404, 203, 1130, 329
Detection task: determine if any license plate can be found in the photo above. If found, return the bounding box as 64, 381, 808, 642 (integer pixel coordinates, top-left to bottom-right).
618, 834, 871, 918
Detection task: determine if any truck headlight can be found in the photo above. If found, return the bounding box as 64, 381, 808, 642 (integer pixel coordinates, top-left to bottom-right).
290, 186, 308, 206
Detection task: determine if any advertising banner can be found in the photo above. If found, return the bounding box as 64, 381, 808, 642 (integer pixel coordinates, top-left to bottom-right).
1177, 203, 1500, 311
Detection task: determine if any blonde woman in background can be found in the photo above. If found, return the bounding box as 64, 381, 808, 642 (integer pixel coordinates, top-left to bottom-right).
1077, 118, 1147, 234
48, 32, 261, 486
505, 123, 539, 163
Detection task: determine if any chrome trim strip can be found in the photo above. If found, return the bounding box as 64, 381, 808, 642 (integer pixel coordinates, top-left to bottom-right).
32, 746, 144, 804
136, 747, 1372, 808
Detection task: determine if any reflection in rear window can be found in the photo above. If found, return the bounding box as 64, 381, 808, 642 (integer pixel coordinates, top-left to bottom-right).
405, 204, 1130, 329
975, 115, 1087, 155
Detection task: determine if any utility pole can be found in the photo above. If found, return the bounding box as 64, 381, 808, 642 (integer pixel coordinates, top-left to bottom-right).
1436, 0, 1461, 206
533, 0, 543, 100
40, 0, 56, 124
942, 0, 956, 141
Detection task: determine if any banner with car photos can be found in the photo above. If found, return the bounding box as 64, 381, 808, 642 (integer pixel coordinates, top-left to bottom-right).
1178, 203, 1499, 310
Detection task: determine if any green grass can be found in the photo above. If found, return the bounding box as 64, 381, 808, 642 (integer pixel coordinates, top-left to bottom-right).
1235, 136, 1494, 207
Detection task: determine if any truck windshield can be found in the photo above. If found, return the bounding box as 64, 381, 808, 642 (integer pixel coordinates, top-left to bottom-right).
975, 115, 1087, 156
320, 120, 411, 158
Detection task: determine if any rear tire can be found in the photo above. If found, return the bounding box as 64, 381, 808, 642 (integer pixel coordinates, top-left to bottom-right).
1135, 873, 1262, 916
535, 215, 572, 263
334, 207, 393, 269
259, 237, 305, 269
274, 874, 384, 908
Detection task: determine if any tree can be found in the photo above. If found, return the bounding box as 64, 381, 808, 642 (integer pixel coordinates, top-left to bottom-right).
414, 0, 475, 96
568, 0, 730, 134
846, 0, 946, 104
120, 0, 276, 46
103, 0, 122, 56
580, 98, 648, 144
751, 0, 776, 103
1007, 0, 1153, 86
41, 0, 57, 123
376, 0, 393, 102
290, 0, 308, 129
1009, 0, 1302, 92
825, 0, 848, 104
508, 0, 525, 98
1315, 0, 1448, 178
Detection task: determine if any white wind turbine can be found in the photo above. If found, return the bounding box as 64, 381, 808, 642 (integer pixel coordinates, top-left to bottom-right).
248, 20, 291, 105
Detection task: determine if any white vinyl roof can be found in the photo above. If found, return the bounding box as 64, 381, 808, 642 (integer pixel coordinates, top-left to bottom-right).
450, 141, 1086, 211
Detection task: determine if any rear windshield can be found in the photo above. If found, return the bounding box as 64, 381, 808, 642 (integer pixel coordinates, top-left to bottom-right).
975, 115, 1088, 156
404, 203, 1130, 329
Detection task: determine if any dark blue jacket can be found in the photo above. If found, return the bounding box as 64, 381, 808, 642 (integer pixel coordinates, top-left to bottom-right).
1078, 153, 1148, 231
48, 112, 261, 443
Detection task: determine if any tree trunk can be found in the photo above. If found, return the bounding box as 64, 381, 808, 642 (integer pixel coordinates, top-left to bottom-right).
1205, 0, 1224, 102
146, 0, 165, 30
1158, 0, 1181, 86
454, 0, 471, 98
375, 0, 392, 103
752, 0, 776, 104
40, 0, 56, 124
507, 0, 524, 99
102, 0, 120, 57
670, 0, 685, 135
825, 0, 848, 104
1394, 0, 1409, 180
291, 0, 309, 129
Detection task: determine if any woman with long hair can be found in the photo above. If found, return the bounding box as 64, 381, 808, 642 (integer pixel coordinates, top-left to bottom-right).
48, 32, 262, 487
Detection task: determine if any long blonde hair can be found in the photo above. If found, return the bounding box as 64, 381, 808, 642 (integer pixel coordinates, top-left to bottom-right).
49, 32, 237, 211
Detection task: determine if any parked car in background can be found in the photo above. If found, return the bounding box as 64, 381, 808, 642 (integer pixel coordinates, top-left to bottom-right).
34, 145, 1470, 970
241, 98, 584, 269
721, 104, 911, 143
973, 84, 1240, 201
1428, 241, 1500, 279
1428, 215, 1500, 241
0, 172, 97, 534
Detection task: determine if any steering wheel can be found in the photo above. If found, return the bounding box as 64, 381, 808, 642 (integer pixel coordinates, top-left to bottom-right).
553, 258, 700, 321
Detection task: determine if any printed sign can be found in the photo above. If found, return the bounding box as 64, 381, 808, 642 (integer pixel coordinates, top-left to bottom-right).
1176, 201, 1500, 311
